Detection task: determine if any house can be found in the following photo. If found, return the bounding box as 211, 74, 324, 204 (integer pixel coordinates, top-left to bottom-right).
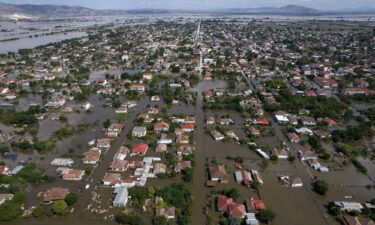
248, 127, 260, 136
322, 118, 337, 126
132, 126, 147, 137
143, 72, 153, 80
334, 201, 364, 212
156, 207, 175, 220
50, 158, 74, 167
274, 114, 289, 124
290, 177, 303, 187
287, 132, 300, 143
129, 84, 145, 92
110, 160, 129, 172
246, 213, 260, 225
176, 133, 189, 144
151, 95, 160, 102
83, 148, 101, 164
251, 170, 263, 184
131, 144, 148, 156
0, 194, 13, 205
113, 186, 128, 208
342, 216, 375, 225
228, 203, 246, 218
210, 130, 225, 141
181, 123, 194, 132
154, 121, 170, 131
254, 117, 269, 125
174, 161, 192, 172
206, 116, 215, 125
153, 163, 166, 174
115, 107, 128, 114
113, 146, 129, 160
103, 173, 121, 186
295, 127, 314, 136
300, 117, 317, 126
219, 118, 234, 125
217, 195, 234, 212
155, 144, 167, 153
43, 187, 69, 202
299, 150, 318, 161
0, 166, 10, 175
97, 138, 111, 149
209, 165, 227, 181
176, 145, 193, 156
61, 169, 85, 181
247, 199, 266, 212
272, 149, 289, 159
235, 170, 253, 186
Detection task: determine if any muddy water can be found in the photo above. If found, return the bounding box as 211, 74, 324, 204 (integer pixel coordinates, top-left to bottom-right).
2, 78, 374, 225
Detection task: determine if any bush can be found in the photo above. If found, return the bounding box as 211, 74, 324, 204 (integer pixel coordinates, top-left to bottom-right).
352, 158, 368, 174
313, 180, 328, 195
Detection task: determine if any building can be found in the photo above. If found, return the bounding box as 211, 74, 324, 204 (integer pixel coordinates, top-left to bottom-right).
61, 169, 85, 181
113, 186, 128, 208
228, 203, 246, 218
131, 144, 148, 156
210, 130, 225, 141
132, 126, 147, 137
342, 215, 375, 225
43, 187, 69, 202
110, 160, 129, 172
103, 173, 121, 186
209, 165, 227, 181
217, 195, 234, 212
50, 158, 74, 167
246, 199, 266, 212
156, 207, 176, 220
113, 146, 129, 160
0, 194, 13, 205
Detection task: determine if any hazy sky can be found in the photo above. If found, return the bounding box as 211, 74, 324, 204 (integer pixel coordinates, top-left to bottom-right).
2, 0, 375, 10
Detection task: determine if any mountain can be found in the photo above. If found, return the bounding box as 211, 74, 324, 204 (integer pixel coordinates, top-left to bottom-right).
222, 5, 320, 15
15, 4, 100, 16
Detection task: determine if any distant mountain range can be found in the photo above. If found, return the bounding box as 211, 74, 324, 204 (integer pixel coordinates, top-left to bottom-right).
1, 2, 375, 19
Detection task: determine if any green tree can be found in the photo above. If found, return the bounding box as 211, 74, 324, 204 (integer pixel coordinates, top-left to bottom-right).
64, 192, 78, 206
32, 203, 47, 218
313, 180, 329, 195
327, 202, 341, 216
116, 213, 146, 225
182, 168, 194, 182
51, 200, 68, 216
154, 216, 168, 225
0, 201, 22, 221
103, 119, 111, 129
256, 209, 276, 224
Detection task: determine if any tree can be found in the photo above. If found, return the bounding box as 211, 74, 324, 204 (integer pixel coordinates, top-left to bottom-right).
313, 180, 329, 195
182, 168, 194, 182
228, 216, 241, 225
103, 119, 111, 129
64, 192, 78, 206
327, 202, 341, 216
51, 200, 68, 216
128, 187, 151, 205
0, 201, 22, 221
154, 216, 168, 225
32, 203, 47, 218
257, 209, 276, 224
116, 213, 146, 225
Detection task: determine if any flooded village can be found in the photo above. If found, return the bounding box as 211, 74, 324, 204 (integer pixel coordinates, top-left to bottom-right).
0, 13, 374, 225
